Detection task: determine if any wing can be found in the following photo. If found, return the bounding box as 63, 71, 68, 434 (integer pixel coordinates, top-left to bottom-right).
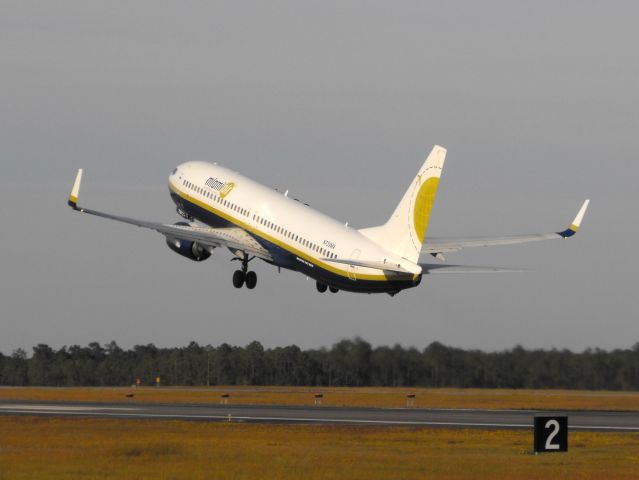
67, 169, 272, 261
422, 200, 590, 255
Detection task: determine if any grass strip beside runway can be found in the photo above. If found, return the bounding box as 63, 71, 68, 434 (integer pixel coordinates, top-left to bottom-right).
2, 386, 639, 411
1, 416, 638, 479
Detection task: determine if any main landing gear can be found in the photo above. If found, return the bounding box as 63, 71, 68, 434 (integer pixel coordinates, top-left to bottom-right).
316, 281, 338, 293
232, 256, 257, 290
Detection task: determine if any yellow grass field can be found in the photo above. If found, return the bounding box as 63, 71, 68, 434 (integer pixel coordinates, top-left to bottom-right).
0, 416, 638, 479
2, 386, 639, 411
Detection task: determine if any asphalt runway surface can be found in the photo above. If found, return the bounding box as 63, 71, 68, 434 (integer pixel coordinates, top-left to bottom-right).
2, 401, 639, 431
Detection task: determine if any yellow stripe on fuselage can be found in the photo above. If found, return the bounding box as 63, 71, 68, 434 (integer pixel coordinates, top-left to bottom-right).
169, 183, 413, 282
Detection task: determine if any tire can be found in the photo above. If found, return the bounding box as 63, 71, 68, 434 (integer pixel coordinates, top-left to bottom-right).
329, 286, 339, 293
245, 271, 257, 289
316, 282, 328, 293
232, 270, 245, 288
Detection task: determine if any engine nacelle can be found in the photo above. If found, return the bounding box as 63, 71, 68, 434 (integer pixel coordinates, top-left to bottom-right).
166, 222, 212, 262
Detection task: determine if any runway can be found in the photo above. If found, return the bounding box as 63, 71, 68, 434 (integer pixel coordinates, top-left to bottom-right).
2, 401, 639, 431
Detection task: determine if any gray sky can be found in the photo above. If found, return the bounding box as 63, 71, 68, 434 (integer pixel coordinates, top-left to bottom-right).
1, 1, 637, 354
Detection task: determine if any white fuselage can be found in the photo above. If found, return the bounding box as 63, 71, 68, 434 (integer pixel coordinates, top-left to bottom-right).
168, 161, 421, 293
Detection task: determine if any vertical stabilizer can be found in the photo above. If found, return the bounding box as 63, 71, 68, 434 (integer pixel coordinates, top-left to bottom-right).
359, 146, 446, 263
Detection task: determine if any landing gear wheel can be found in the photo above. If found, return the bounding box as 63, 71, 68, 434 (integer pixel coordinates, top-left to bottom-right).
316, 282, 328, 293
232, 270, 245, 288
245, 271, 257, 289
329, 286, 339, 293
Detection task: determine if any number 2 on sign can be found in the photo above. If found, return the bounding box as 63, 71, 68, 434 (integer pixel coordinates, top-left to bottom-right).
545, 419, 560, 450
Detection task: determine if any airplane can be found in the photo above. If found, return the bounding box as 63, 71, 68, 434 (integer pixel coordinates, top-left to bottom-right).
67, 146, 589, 296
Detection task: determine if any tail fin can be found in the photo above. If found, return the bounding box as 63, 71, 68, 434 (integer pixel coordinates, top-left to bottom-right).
359, 145, 446, 263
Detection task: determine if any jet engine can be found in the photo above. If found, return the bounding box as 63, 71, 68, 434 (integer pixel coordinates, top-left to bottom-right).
165, 222, 212, 262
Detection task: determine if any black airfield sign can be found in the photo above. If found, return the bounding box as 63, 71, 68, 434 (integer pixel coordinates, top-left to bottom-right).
534, 416, 568, 453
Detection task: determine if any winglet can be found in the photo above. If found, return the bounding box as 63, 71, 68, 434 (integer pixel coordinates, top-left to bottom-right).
558, 199, 590, 238
68, 169, 83, 210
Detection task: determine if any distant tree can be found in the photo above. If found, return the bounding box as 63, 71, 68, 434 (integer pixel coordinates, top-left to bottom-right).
2, 338, 639, 390
1, 349, 28, 385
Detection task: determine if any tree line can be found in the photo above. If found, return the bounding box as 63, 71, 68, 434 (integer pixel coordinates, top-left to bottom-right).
1, 338, 639, 390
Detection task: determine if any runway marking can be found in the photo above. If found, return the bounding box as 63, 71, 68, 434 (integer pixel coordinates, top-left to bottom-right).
2, 407, 639, 431
0, 409, 531, 427
0, 405, 136, 411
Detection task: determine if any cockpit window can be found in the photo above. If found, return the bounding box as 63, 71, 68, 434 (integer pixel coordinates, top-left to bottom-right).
171, 168, 178, 175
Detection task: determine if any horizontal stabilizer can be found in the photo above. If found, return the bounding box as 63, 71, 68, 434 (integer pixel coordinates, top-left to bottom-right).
420, 264, 528, 274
